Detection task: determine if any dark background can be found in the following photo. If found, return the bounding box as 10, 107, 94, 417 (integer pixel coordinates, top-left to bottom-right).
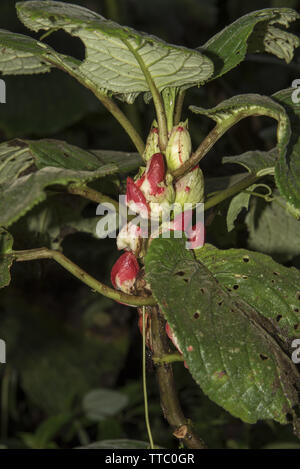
0, 0, 300, 449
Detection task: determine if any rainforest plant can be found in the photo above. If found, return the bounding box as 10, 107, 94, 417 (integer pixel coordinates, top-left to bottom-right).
1, 1, 300, 449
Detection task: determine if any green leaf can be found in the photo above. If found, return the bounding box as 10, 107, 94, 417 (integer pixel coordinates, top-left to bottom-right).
76, 439, 150, 449
0, 228, 13, 289
246, 193, 300, 262
200, 8, 300, 82
0, 139, 140, 227
16, 1, 213, 99
223, 149, 277, 177
145, 237, 300, 432
226, 191, 251, 232
272, 88, 300, 215
0, 28, 52, 75
190, 93, 290, 152
190, 94, 290, 181
83, 389, 129, 422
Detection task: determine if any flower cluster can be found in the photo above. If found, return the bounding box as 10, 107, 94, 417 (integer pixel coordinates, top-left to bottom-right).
110, 121, 205, 298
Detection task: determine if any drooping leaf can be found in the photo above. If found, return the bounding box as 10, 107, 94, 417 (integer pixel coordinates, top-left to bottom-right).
145, 237, 300, 433
15, 0, 214, 100
199, 8, 300, 82
0, 139, 140, 227
83, 389, 129, 422
0, 228, 13, 288
272, 88, 300, 216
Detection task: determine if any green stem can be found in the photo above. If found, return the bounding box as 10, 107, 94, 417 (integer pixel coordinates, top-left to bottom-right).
12, 248, 156, 307
122, 40, 169, 151
174, 90, 186, 125
204, 174, 259, 211
67, 184, 120, 212
142, 307, 155, 449
153, 353, 184, 365
150, 307, 207, 449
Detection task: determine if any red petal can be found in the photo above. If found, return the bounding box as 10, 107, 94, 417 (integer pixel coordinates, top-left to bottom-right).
111, 251, 139, 289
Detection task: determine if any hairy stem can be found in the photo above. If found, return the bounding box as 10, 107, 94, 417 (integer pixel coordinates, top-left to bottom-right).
12, 248, 156, 307
67, 184, 120, 212
150, 306, 207, 449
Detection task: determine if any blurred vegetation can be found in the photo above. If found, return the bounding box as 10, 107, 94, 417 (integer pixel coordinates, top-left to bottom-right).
0, 0, 300, 449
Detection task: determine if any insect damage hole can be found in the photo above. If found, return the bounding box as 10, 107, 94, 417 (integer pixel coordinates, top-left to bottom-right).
260, 354, 269, 361
243, 256, 250, 263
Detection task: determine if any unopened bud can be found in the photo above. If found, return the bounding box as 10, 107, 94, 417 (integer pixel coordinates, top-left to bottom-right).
139, 153, 165, 198
126, 177, 149, 218
175, 166, 204, 206
166, 121, 192, 171
143, 121, 160, 162
111, 251, 140, 294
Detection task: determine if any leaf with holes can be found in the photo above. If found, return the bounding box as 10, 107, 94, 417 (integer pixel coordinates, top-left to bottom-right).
15, 0, 214, 101
0, 139, 140, 227
145, 237, 300, 433
199, 8, 300, 83
272, 88, 300, 216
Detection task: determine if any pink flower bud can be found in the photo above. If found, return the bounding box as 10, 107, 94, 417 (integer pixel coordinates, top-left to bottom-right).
175, 167, 204, 206
166, 121, 192, 171
139, 153, 165, 198
111, 251, 140, 294
126, 177, 149, 218
117, 222, 143, 255
143, 123, 160, 162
